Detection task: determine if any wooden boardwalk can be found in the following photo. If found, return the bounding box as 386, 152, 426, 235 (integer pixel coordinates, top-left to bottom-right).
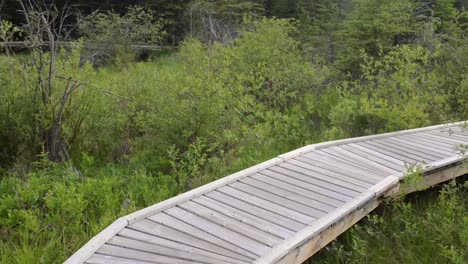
66, 122, 468, 264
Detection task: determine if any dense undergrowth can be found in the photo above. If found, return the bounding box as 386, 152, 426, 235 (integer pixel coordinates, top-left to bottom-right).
312, 179, 468, 264
0, 0, 467, 263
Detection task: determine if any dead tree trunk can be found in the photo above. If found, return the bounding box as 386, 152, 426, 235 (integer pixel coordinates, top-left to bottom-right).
19, 0, 77, 162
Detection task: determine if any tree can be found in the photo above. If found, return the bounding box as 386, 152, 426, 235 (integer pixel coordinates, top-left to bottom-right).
10, 0, 96, 163
186, 0, 263, 44
296, 0, 348, 63
338, 0, 418, 75
79, 6, 167, 65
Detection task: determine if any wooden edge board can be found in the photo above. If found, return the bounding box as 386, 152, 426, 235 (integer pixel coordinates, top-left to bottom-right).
64, 217, 128, 264
421, 156, 467, 175
400, 160, 468, 194
368, 175, 400, 197
278, 145, 317, 160
312, 121, 465, 150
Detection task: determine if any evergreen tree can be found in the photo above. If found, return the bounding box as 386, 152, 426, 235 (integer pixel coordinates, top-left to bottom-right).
338, 0, 418, 75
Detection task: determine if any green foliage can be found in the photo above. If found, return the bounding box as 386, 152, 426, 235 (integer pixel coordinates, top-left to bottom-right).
79, 6, 167, 65
338, 0, 418, 74
326, 45, 450, 137
0, 19, 21, 55
0, 158, 175, 263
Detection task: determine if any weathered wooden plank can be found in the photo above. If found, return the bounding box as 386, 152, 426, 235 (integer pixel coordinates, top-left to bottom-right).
363, 141, 434, 162
205, 191, 306, 231
414, 134, 466, 150
288, 156, 384, 184
439, 127, 468, 136
218, 186, 316, 225
373, 138, 445, 160
434, 134, 468, 145
401, 134, 459, 152
355, 142, 422, 164
193, 195, 295, 239
341, 144, 405, 170
277, 161, 368, 196
385, 137, 452, 157
130, 219, 254, 262
178, 201, 282, 247
279, 160, 373, 188
117, 228, 249, 264
108, 236, 234, 264
320, 147, 398, 175
385, 137, 455, 157
240, 177, 333, 213
439, 130, 468, 138
311, 122, 464, 150
444, 131, 468, 138
436, 125, 467, 133
264, 168, 355, 203
311, 149, 389, 175
148, 212, 261, 258
252, 174, 339, 211
86, 254, 153, 264
425, 127, 468, 135
302, 152, 388, 177
295, 155, 384, 183
163, 207, 271, 256
97, 244, 203, 264
280, 160, 375, 189
418, 132, 468, 145
229, 181, 325, 219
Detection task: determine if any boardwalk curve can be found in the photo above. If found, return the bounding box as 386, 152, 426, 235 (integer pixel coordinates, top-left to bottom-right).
66, 122, 468, 264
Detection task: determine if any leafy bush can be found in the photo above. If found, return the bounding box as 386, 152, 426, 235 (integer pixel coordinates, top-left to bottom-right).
79, 6, 167, 65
